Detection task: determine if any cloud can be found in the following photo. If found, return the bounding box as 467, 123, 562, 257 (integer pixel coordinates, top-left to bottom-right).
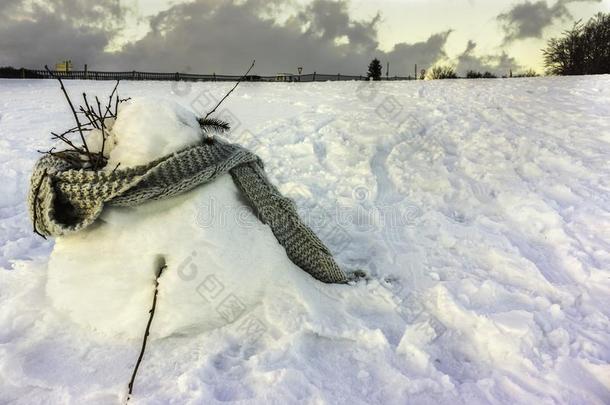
497, 0, 601, 43
455, 40, 522, 75
0, 0, 21, 14
386, 30, 452, 73
297, 0, 381, 52
102, 0, 450, 75
0, 0, 127, 68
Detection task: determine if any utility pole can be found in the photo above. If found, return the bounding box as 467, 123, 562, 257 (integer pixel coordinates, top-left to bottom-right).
415, 64, 418, 80
386, 61, 389, 79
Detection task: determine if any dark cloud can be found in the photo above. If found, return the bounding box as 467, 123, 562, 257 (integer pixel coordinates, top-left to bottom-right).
0, 0, 126, 68
38, 0, 124, 30
0, 0, 21, 14
297, 0, 380, 51
455, 40, 522, 75
386, 30, 452, 73
497, 0, 601, 43
106, 0, 448, 75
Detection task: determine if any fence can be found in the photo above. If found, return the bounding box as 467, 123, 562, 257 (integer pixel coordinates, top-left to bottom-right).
1, 68, 414, 82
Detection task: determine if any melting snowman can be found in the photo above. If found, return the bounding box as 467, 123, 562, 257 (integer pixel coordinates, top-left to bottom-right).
45, 97, 350, 340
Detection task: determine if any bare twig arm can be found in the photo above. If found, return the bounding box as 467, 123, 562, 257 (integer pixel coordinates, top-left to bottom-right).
45, 65, 93, 163
96, 96, 108, 161
127, 260, 166, 401
203, 60, 255, 120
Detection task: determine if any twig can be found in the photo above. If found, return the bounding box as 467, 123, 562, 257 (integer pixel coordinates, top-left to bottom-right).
78, 106, 99, 129
203, 60, 255, 120
127, 261, 166, 401
81, 93, 100, 129
95, 96, 109, 164
52, 124, 92, 136
104, 80, 120, 117
51, 132, 86, 154
114, 96, 120, 118
113, 95, 129, 123
37, 147, 56, 155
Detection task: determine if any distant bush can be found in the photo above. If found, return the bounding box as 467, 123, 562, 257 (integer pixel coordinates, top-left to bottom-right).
426, 65, 458, 80
513, 69, 539, 78
0, 66, 22, 78
0, 66, 43, 78
367, 58, 382, 81
466, 70, 497, 79
543, 12, 610, 75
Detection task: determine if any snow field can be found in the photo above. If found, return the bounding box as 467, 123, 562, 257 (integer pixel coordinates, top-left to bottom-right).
0, 75, 609, 404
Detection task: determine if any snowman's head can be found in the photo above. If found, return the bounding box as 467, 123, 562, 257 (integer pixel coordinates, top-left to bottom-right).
102, 97, 202, 169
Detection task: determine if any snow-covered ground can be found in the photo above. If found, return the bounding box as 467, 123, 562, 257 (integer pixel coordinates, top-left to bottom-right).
1, 76, 609, 404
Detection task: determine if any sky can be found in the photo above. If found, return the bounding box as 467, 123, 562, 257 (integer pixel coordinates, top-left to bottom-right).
1, 0, 608, 76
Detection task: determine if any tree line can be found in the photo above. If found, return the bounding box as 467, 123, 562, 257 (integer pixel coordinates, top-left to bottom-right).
367, 12, 609, 80
366, 58, 537, 80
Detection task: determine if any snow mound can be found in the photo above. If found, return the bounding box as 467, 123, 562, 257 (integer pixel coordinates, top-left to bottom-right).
48, 99, 324, 339
86, 97, 203, 169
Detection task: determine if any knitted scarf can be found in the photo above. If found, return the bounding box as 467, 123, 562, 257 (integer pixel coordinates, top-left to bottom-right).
28, 140, 348, 284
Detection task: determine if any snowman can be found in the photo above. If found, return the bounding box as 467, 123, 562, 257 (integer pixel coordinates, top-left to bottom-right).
29, 97, 351, 340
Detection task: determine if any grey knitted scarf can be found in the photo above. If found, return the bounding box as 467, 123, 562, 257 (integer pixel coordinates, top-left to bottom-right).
28, 140, 348, 284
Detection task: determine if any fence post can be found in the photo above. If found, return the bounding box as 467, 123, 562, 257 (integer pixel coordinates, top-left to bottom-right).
313, 71, 316, 81
213, 72, 216, 82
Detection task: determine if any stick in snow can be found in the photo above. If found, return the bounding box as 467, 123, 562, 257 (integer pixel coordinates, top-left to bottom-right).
127, 258, 167, 401
203, 60, 255, 121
